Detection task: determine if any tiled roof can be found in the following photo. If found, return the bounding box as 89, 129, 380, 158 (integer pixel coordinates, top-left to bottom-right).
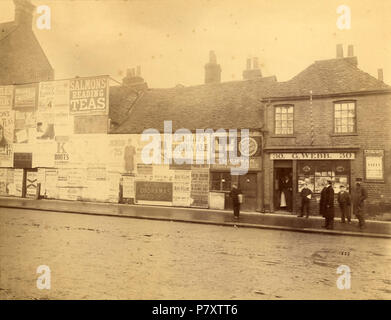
0, 21, 18, 42
111, 76, 277, 134
263, 57, 391, 99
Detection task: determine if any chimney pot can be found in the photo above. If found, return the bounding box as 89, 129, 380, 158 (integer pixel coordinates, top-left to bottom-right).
246, 58, 251, 70
204, 51, 221, 84
347, 45, 354, 57
378, 68, 384, 82
209, 51, 217, 64
136, 66, 141, 77
253, 57, 259, 69
336, 44, 344, 58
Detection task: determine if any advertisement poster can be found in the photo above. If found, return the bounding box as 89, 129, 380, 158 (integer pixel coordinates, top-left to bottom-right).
14, 111, 36, 143
38, 80, 70, 111
365, 150, 384, 181
0, 86, 13, 110
190, 168, 209, 208
173, 170, 191, 207
14, 84, 38, 109
107, 172, 120, 203
26, 171, 38, 198
122, 175, 135, 198
44, 169, 58, 199
135, 181, 173, 204
0, 168, 6, 194
69, 76, 109, 115
0, 110, 14, 167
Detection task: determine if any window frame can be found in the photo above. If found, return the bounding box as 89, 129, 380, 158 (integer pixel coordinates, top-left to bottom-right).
333, 100, 357, 134
273, 104, 294, 136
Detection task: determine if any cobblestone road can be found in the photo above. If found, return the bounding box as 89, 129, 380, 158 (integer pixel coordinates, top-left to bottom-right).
0, 208, 390, 299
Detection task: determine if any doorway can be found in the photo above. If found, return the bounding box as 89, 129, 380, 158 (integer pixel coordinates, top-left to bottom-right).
274, 167, 293, 212
238, 172, 257, 212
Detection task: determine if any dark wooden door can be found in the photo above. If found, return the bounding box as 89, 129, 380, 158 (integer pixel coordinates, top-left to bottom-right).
239, 173, 257, 211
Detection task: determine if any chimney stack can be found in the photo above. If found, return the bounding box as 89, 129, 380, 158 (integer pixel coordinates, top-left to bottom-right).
378, 69, 384, 82
14, 0, 35, 29
242, 57, 262, 80
336, 44, 344, 58
347, 45, 354, 57
204, 51, 222, 84
123, 66, 147, 90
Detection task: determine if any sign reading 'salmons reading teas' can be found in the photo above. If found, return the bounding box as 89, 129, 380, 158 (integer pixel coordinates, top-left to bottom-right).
69, 76, 109, 115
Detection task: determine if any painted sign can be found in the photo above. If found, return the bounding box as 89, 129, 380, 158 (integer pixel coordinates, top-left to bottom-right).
135, 181, 173, 202
69, 76, 109, 115
270, 152, 355, 160
364, 150, 384, 181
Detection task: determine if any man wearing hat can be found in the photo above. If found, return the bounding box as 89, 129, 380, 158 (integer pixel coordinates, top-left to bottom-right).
321, 179, 335, 230
352, 179, 368, 229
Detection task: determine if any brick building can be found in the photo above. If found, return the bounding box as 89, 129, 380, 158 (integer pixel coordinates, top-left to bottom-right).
0, 0, 54, 85
261, 45, 391, 215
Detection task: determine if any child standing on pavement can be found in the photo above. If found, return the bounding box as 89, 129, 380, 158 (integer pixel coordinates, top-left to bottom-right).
337, 185, 351, 223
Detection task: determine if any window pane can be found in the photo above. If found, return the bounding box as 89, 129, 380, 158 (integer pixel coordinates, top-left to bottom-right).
275, 128, 281, 134
281, 114, 287, 120
348, 103, 355, 110
281, 108, 287, 113
348, 125, 354, 132
335, 104, 341, 111
276, 107, 281, 113
341, 125, 347, 132
287, 113, 293, 120
288, 106, 293, 113
275, 114, 281, 120
341, 103, 347, 110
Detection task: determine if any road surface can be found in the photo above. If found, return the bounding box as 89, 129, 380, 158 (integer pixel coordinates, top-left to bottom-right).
0, 207, 390, 299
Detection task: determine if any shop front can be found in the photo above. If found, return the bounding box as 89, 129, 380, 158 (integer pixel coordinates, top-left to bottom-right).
267, 150, 356, 215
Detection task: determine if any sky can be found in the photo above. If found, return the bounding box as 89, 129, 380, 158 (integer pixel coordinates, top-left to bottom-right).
0, 0, 390, 88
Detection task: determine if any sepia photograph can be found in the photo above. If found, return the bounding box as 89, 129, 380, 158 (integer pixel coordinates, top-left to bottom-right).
0, 0, 390, 305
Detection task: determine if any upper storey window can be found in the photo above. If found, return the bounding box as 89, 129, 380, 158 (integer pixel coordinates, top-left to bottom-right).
334, 102, 356, 133
275, 105, 293, 135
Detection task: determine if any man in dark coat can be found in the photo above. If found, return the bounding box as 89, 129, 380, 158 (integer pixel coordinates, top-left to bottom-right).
352, 181, 368, 229
337, 185, 351, 223
229, 184, 242, 220
321, 180, 335, 229
298, 182, 312, 218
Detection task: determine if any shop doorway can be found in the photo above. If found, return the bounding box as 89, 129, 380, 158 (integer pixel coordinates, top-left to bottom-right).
238, 172, 257, 212
274, 167, 293, 212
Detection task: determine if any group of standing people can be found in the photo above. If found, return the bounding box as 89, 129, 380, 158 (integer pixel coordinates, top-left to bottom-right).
300, 178, 368, 230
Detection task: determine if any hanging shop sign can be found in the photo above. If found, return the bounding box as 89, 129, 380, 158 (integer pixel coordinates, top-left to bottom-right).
364, 150, 384, 181
69, 76, 109, 115
270, 152, 355, 160
239, 137, 260, 157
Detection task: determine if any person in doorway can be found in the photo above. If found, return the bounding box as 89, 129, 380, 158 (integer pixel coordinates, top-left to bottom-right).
298, 183, 312, 218
337, 185, 351, 223
321, 180, 335, 230
281, 174, 293, 212
352, 180, 368, 229
229, 184, 242, 220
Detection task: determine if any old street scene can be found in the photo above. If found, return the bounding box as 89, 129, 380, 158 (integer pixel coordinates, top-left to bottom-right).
0, 0, 390, 299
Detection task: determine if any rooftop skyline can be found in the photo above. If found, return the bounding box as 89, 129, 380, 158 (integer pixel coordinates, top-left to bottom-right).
1, 0, 390, 87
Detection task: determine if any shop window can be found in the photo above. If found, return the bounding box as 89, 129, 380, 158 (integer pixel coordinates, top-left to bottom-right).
297, 160, 350, 193
210, 172, 232, 191
275, 105, 293, 135
334, 102, 356, 133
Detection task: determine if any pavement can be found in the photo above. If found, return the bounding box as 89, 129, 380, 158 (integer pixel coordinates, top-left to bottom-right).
0, 196, 390, 238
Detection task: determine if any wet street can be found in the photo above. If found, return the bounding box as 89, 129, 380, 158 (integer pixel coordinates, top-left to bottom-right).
0, 207, 390, 299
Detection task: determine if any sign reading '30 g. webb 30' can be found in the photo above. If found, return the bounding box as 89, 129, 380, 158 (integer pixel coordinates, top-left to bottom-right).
69, 76, 109, 115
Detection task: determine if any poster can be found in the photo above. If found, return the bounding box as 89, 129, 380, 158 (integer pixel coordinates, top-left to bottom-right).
190, 168, 209, 208
69, 76, 109, 115
26, 171, 38, 198
0, 86, 13, 110
209, 192, 225, 210
135, 181, 173, 203
0, 110, 14, 167
14, 111, 36, 143
44, 169, 58, 199
365, 150, 384, 181
107, 172, 120, 203
38, 80, 70, 111
0, 168, 6, 195
14, 84, 38, 109
172, 170, 191, 207
122, 175, 135, 198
